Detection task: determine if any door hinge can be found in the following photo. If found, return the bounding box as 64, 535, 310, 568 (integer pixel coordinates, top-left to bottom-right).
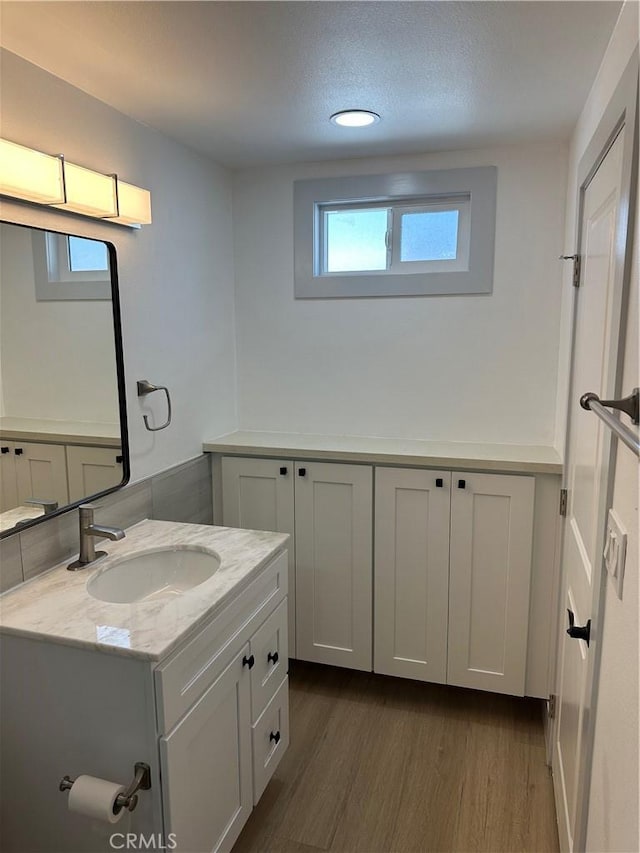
559, 254, 581, 287
559, 488, 568, 517
573, 255, 581, 287
549, 694, 557, 719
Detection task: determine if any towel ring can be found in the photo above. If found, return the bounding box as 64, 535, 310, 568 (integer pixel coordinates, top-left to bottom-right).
137, 379, 172, 432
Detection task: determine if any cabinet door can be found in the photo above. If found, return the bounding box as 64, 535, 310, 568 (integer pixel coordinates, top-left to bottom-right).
222, 456, 296, 655
160, 645, 252, 853
374, 468, 450, 683
448, 472, 535, 696
0, 443, 18, 512
14, 442, 69, 508
295, 462, 372, 671
66, 445, 123, 502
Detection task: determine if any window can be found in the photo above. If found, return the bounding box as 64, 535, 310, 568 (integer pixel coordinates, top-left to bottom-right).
32, 232, 112, 301
294, 166, 496, 298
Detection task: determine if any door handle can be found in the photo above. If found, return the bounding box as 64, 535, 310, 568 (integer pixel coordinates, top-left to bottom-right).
242, 654, 255, 670
566, 609, 591, 646
279, 466, 288, 476
298, 467, 306, 477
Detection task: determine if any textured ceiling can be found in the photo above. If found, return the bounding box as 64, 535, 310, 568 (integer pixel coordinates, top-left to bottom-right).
0, 1, 621, 168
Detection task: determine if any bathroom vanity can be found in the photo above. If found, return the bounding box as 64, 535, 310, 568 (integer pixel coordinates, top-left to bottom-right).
0, 520, 289, 853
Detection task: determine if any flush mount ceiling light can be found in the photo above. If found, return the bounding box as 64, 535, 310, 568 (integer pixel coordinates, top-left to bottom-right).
330, 110, 380, 128
0, 137, 152, 227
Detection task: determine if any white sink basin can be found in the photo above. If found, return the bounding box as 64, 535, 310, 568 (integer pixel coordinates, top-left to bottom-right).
87, 546, 221, 604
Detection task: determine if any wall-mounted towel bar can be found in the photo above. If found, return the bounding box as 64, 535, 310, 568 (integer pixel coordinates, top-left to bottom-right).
137, 379, 172, 432
580, 388, 639, 457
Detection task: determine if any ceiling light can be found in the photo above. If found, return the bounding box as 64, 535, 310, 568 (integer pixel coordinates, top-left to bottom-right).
330, 110, 380, 128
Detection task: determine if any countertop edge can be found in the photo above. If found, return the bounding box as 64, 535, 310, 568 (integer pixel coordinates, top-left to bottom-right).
202, 439, 563, 475
0, 428, 121, 448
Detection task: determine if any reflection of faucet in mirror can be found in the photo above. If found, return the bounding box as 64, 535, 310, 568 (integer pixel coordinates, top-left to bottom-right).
24, 498, 58, 516
67, 505, 125, 571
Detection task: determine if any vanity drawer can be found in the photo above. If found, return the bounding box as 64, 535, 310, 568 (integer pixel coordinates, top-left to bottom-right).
250, 598, 289, 722
156, 550, 287, 733
252, 676, 289, 805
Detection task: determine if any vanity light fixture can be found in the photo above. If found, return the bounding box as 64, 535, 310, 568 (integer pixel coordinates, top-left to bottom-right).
330, 110, 380, 127
0, 137, 152, 227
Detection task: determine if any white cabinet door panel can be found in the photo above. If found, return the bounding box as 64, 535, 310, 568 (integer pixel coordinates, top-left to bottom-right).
160, 646, 252, 853
66, 445, 123, 502
0, 443, 18, 512
374, 467, 450, 683
14, 442, 68, 508
295, 462, 372, 671
222, 457, 296, 655
251, 676, 289, 805
448, 472, 535, 696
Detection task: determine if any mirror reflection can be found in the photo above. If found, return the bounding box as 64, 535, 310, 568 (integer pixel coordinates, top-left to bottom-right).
0, 222, 125, 535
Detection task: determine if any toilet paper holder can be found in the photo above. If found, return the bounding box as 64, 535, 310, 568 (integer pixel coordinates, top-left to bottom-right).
59, 762, 152, 814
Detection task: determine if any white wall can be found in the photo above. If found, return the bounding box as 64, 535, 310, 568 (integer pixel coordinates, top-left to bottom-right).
559, 5, 640, 851
0, 223, 119, 423
0, 50, 238, 481
232, 142, 567, 445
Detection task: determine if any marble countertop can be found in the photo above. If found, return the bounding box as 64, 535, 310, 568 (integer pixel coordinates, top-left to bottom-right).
203, 430, 563, 474
0, 519, 288, 662
0, 417, 121, 447
0, 505, 44, 533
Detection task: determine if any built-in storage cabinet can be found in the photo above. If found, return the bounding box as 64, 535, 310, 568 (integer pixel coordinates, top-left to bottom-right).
66, 445, 123, 502
295, 462, 373, 671
447, 472, 535, 694
0, 440, 69, 511
374, 468, 451, 684
221, 456, 538, 697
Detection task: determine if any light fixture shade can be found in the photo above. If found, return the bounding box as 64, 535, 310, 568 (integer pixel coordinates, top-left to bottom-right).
113, 181, 152, 225
0, 138, 65, 204
55, 162, 118, 217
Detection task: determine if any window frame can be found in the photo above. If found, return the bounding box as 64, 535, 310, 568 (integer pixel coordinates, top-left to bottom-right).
294, 166, 497, 298
32, 232, 111, 301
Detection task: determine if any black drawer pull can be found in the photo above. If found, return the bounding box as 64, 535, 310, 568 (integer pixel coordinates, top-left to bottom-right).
267, 650, 279, 665
269, 731, 281, 744
435, 478, 443, 488
279, 466, 287, 476
458, 479, 466, 489
116, 455, 123, 464
14, 448, 23, 456
298, 467, 306, 477
566, 610, 591, 646
1, 447, 9, 454
242, 654, 255, 670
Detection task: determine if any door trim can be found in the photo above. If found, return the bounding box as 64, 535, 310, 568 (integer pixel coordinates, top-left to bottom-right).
554, 49, 638, 852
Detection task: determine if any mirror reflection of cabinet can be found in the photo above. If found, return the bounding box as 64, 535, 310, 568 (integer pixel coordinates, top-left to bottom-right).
0, 221, 129, 536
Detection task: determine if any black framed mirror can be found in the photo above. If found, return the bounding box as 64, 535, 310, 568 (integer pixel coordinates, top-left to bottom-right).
0, 220, 129, 536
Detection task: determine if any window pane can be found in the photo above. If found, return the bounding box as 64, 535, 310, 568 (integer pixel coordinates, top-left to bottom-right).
400, 210, 459, 262
325, 208, 388, 272
68, 236, 109, 272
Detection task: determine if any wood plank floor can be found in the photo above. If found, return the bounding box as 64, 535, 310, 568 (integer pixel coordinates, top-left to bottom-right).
234, 661, 559, 853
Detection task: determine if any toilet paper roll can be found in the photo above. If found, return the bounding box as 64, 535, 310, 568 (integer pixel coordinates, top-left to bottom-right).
67, 775, 127, 824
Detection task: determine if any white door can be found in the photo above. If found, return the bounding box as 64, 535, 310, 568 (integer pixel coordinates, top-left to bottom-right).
221, 456, 296, 654
374, 467, 450, 683
160, 645, 252, 853
66, 445, 123, 502
447, 471, 535, 696
0, 442, 18, 511
14, 442, 68, 508
295, 461, 372, 671
552, 130, 627, 853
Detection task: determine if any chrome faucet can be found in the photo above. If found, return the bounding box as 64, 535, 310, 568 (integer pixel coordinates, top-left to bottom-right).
67, 505, 125, 571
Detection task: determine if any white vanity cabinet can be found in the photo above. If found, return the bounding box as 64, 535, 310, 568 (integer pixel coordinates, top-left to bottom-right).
375, 467, 535, 696
66, 445, 124, 502
222, 457, 373, 671
0, 439, 69, 511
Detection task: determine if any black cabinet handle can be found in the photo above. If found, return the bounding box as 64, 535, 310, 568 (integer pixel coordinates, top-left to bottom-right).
14, 448, 23, 456
298, 467, 306, 477
458, 479, 466, 489
267, 650, 279, 665
435, 478, 443, 488
115, 455, 123, 464
269, 731, 281, 744
1, 447, 9, 454
566, 610, 591, 646
279, 466, 287, 476
242, 654, 255, 670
